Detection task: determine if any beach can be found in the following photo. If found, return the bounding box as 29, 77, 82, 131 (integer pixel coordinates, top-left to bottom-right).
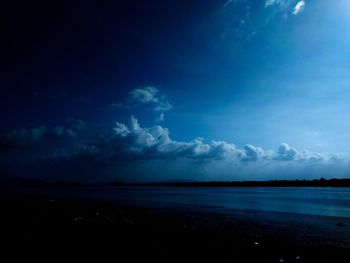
1, 190, 350, 262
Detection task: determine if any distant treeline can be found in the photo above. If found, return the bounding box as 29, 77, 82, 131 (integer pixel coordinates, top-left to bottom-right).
138, 178, 350, 187
2, 178, 350, 187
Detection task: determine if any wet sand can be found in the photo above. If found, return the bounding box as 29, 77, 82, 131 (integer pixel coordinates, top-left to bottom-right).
1, 192, 350, 262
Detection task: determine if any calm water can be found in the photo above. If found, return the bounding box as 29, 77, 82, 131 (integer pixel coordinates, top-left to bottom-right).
8, 186, 350, 218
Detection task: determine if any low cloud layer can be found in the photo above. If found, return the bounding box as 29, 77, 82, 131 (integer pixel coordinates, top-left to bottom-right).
276, 143, 323, 161
0, 116, 346, 182
0, 126, 47, 148
106, 116, 340, 164
0, 119, 86, 149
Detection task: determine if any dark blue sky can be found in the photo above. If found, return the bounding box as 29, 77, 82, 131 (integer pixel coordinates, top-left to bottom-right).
1, 0, 350, 182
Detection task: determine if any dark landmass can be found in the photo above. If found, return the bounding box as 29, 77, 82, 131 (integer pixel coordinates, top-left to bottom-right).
2, 177, 350, 188
139, 178, 350, 187
0, 192, 350, 262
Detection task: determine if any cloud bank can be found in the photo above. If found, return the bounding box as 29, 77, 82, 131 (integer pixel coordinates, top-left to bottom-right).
0, 116, 346, 182
105, 116, 340, 164
0, 119, 86, 149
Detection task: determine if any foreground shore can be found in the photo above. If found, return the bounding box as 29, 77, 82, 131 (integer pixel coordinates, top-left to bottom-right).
1, 192, 350, 262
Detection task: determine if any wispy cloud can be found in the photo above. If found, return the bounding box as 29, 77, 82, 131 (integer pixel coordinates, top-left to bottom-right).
221, 0, 307, 44
129, 86, 159, 104
265, 0, 290, 8
265, 0, 306, 15
293, 0, 305, 15
156, 112, 165, 122
265, 0, 278, 7
223, 0, 234, 8
112, 86, 172, 112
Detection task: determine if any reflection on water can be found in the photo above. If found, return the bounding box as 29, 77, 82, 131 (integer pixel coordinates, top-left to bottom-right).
8, 186, 350, 218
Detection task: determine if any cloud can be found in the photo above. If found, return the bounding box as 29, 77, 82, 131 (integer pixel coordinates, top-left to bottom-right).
129, 86, 159, 104
223, 0, 233, 8
68, 119, 86, 131
242, 144, 272, 162
1, 116, 346, 182
70, 116, 337, 166
156, 113, 165, 122
108, 116, 242, 161
110, 102, 131, 109
293, 1, 305, 15
221, 0, 307, 44
265, 0, 278, 7
1, 116, 341, 166
39, 115, 344, 182
115, 86, 172, 113
61, 116, 241, 163
0, 126, 47, 148
75, 143, 101, 156
265, 0, 305, 15
276, 143, 325, 162
265, 0, 290, 8
0, 119, 86, 148
153, 99, 172, 112
50, 127, 77, 139
276, 143, 299, 161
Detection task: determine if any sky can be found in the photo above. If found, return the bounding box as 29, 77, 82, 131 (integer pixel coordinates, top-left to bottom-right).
1, 0, 350, 183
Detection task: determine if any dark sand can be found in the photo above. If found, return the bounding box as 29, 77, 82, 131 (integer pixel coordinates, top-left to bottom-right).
1, 192, 350, 262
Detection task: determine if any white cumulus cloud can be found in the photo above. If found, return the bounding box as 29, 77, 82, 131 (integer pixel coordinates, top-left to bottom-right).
1, 115, 347, 182
293, 0, 305, 15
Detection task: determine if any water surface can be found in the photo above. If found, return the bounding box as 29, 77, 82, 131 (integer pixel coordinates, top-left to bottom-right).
7, 186, 350, 218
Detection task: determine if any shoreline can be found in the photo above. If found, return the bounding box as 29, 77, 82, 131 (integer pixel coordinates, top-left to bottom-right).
2, 178, 350, 188
1, 192, 350, 262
